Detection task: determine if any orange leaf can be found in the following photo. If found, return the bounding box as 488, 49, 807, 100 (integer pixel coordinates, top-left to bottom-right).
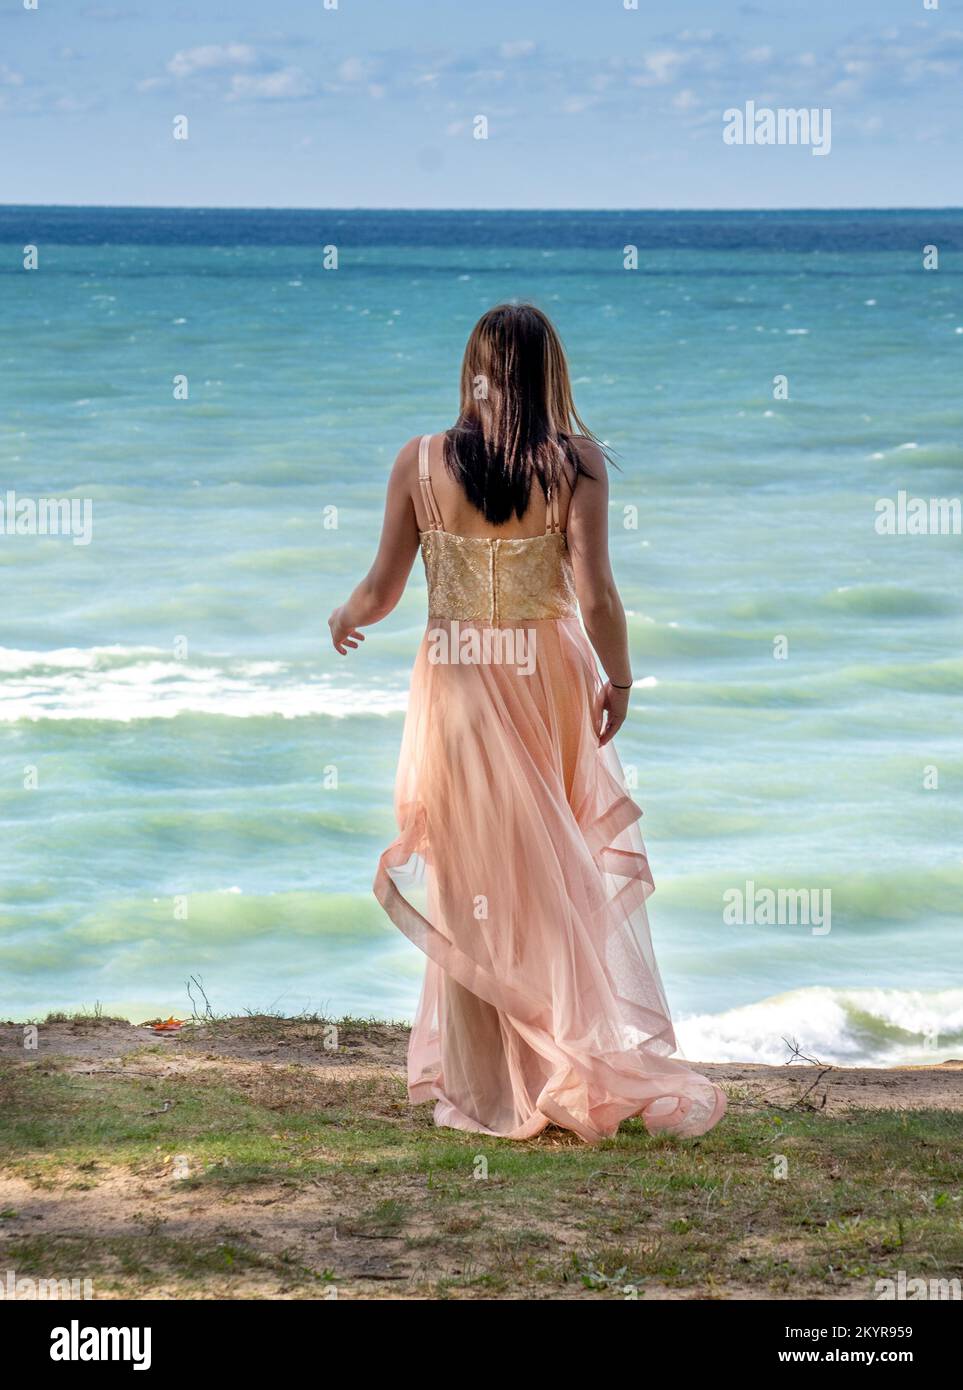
152, 1016, 184, 1033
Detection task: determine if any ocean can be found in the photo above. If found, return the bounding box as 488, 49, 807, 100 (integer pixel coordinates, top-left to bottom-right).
1, 206, 961, 1066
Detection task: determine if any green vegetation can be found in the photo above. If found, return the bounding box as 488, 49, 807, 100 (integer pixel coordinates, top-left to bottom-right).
0, 1018, 959, 1299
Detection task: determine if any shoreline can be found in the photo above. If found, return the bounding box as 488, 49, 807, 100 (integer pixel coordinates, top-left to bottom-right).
3, 1014, 962, 1111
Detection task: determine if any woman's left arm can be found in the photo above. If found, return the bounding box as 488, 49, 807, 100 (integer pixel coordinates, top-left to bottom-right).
328, 438, 421, 655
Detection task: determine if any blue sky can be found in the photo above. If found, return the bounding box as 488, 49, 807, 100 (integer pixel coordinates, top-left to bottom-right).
1, 0, 960, 208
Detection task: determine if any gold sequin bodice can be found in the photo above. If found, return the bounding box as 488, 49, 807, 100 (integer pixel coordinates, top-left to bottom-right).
416, 432, 577, 623
420, 529, 577, 623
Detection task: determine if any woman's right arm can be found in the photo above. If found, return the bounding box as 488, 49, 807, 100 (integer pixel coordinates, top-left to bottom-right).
566, 440, 633, 745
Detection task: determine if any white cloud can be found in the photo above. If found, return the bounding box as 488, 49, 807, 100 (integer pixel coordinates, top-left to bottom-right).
228, 66, 311, 102
672, 88, 699, 110
904, 56, 961, 82
168, 43, 257, 79
500, 40, 535, 60
468, 68, 506, 85
639, 50, 684, 85
339, 57, 370, 83
54, 95, 96, 113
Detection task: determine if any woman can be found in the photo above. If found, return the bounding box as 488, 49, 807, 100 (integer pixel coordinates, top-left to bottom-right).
329, 304, 725, 1143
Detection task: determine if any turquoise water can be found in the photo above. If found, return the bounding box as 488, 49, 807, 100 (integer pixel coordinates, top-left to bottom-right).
1, 208, 961, 1064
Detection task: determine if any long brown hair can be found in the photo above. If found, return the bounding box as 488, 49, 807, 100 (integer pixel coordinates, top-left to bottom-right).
444, 303, 608, 525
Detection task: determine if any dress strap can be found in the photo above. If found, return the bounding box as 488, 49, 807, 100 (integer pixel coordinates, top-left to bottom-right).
418, 434, 444, 532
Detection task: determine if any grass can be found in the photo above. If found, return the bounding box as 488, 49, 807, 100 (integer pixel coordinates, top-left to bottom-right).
0, 1026, 960, 1299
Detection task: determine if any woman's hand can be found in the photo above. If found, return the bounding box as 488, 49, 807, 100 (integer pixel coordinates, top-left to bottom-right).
328, 605, 365, 656
595, 680, 630, 746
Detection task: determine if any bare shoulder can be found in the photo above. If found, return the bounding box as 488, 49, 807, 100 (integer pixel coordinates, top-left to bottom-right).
390, 434, 425, 482
567, 435, 607, 484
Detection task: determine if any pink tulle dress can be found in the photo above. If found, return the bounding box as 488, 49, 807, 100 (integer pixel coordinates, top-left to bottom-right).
374, 435, 726, 1142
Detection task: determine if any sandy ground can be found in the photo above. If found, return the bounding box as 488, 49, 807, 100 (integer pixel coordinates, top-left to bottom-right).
1, 1018, 960, 1300
2, 1016, 961, 1111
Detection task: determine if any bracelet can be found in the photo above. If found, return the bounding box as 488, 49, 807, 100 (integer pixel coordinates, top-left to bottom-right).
610, 678, 633, 689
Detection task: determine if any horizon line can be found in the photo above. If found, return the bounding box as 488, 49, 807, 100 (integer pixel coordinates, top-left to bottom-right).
2, 202, 961, 214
